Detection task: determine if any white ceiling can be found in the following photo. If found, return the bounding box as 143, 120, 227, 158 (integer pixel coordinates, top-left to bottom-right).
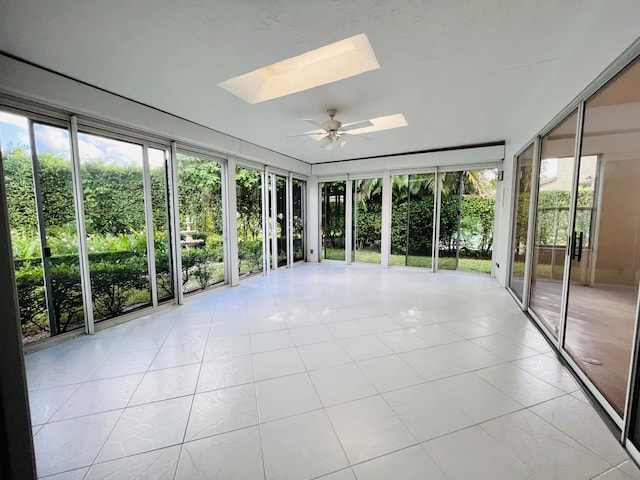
0, 0, 638, 164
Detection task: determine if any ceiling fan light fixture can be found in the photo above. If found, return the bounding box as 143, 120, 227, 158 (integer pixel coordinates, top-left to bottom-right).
338, 136, 347, 147
320, 135, 334, 150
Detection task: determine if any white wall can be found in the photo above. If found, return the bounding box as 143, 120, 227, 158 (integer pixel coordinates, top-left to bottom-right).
0, 54, 311, 176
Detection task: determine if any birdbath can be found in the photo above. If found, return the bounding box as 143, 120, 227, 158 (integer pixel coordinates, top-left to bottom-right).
181, 219, 204, 249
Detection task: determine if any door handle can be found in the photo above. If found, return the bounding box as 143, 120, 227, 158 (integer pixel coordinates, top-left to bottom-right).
571, 231, 583, 262
577, 231, 583, 262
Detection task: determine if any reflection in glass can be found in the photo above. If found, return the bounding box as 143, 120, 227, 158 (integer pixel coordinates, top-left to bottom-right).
509, 145, 534, 301
438, 169, 496, 273
564, 57, 640, 416
292, 179, 305, 262
236, 166, 263, 277
276, 175, 287, 267
177, 153, 225, 293
352, 178, 382, 264
529, 110, 578, 337
390, 174, 434, 268
321, 181, 346, 260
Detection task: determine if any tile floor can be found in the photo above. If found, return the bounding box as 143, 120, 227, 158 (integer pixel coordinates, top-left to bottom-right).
26, 262, 640, 479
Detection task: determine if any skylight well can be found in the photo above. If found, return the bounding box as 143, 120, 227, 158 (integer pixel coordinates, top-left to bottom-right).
219, 33, 380, 104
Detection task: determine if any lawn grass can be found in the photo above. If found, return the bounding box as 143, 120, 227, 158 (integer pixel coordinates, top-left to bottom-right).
323, 248, 492, 273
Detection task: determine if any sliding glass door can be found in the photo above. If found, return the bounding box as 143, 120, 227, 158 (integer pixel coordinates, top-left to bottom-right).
236, 165, 263, 277
509, 145, 534, 302
528, 110, 579, 338
390, 173, 435, 269
352, 178, 382, 264
438, 169, 496, 273
1, 111, 85, 342
321, 181, 346, 261
564, 57, 640, 417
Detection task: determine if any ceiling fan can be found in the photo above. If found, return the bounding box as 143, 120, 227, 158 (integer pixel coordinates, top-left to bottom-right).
290, 109, 373, 150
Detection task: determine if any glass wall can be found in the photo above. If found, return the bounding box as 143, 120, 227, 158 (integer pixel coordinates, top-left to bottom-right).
292, 178, 305, 262
276, 175, 288, 268
149, 148, 174, 302
564, 57, 640, 416
236, 165, 263, 277
390, 173, 435, 268
78, 132, 151, 323
177, 152, 225, 294
438, 169, 496, 273
352, 178, 382, 264
509, 145, 534, 301
1, 111, 85, 342
321, 181, 346, 260
528, 110, 579, 337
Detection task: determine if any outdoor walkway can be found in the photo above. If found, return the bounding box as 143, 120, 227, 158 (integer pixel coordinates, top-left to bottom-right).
26, 262, 639, 479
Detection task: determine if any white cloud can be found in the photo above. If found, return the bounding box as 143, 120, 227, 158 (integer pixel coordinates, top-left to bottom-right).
0, 111, 28, 129
34, 124, 71, 159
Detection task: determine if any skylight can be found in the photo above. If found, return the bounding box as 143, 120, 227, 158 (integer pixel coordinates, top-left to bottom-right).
219, 34, 380, 104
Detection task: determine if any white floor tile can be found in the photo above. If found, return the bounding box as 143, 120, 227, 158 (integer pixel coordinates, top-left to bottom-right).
129, 364, 199, 406
185, 384, 258, 440
530, 395, 628, 465
423, 426, 534, 480
175, 426, 264, 480
327, 396, 416, 464
85, 445, 180, 480
352, 444, 447, 480
310, 363, 377, 406
51, 374, 142, 421
96, 396, 192, 463
375, 329, 430, 353
411, 324, 465, 347
383, 382, 475, 441
471, 334, 539, 361
435, 340, 505, 370
512, 354, 580, 392
250, 329, 294, 353
475, 363, 565, 407
203, 335, 251, 361
357, 355, 423, 392
325, 320, 369, 339
256, 372, 322, 422
290, 324, 334, 346
29, 384, 79, 425
34, 410, 121, 477
298, 341, 352, 370
196, 355, 254, 392
480, 409, 610, 480
252, 347, 306, 381
339, 335, 394, 361
149, 341, 205, 370
261, 409, 349, 480
400, 347, 468, 381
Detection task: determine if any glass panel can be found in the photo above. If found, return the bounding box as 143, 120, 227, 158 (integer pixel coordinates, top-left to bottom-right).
0, 112, 84, 342
564, 57, 640, 416
276, 175, 287, 267
236, 166, 263, 277
529, 109, 579, 338
176, 152, 225, 293
438, 169, 496, 273
35, 123, 85, 334
509, 145, 534, 301
78, 132, 151, 322
352, 178, 382, 264
321, 181, 346, 260
390, 173, 434, 268
292, 178, 305, 262
149, 148, 174, 302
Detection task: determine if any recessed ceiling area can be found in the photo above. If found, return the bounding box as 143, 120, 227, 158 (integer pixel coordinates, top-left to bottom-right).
0, 0, 638, 164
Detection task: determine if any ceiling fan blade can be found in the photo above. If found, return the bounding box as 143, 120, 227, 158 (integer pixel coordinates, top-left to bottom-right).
304, 119, 325, 129
285, 132, 325, 138
341, 120, 374, 132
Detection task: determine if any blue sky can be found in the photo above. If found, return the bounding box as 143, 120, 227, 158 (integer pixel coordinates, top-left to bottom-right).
0, 110, 156, 167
